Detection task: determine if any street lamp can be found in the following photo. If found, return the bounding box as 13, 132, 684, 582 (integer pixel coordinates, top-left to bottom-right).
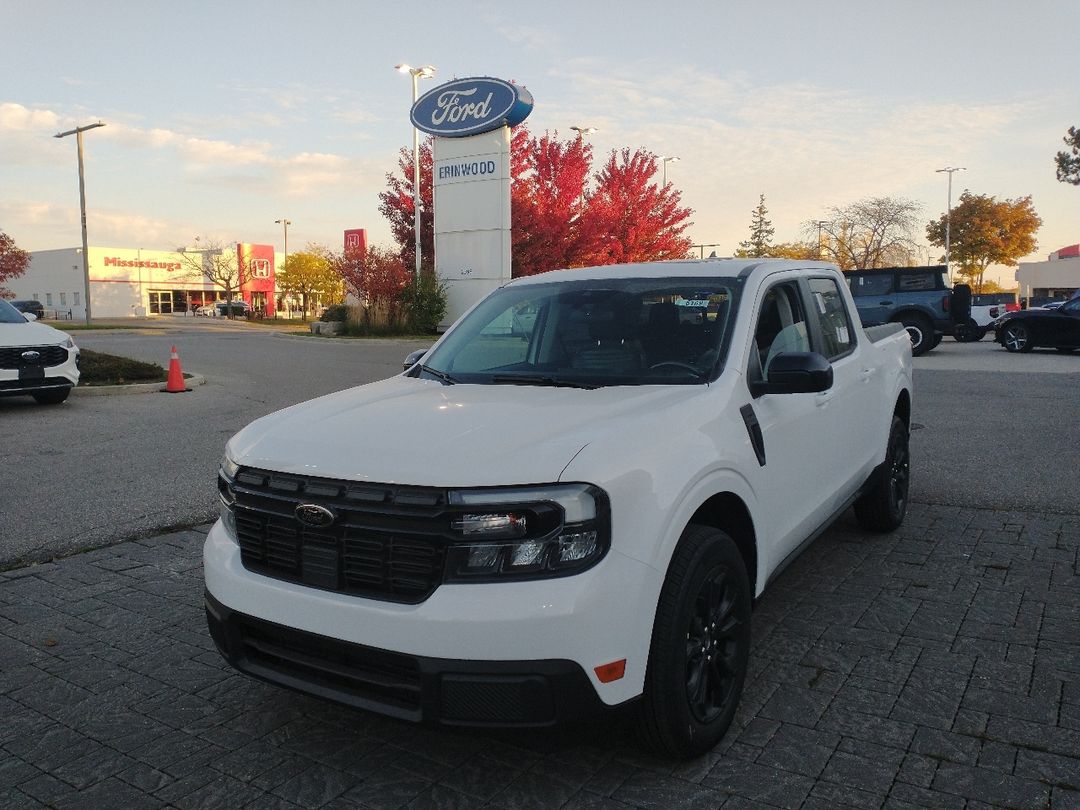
395, 63, 436, 281
660, 155, 681, 187
275, 218, 290, 316
54, 121, 104, 325
811, 220, 829, 259
935, 166, 966, 282
569, 125, 597, 138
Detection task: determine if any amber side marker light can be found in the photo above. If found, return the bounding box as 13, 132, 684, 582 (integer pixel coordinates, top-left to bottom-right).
594, 659, 626, 683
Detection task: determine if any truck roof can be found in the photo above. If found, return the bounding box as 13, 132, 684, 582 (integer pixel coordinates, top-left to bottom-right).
505, 258, 841, 286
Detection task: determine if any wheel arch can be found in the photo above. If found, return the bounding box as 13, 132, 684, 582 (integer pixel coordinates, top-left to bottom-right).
894, 387, 911, 428
686, 492, 758, 598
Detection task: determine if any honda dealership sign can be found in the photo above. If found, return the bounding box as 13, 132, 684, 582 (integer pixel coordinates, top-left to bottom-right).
414, 77, 533, 326
411, 77, 533, 138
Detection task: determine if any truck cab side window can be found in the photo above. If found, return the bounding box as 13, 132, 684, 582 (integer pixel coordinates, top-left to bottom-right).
749, 282, 809, 383
808, 278, 856, 359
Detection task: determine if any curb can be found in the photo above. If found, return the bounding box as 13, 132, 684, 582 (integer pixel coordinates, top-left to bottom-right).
73, 373, 206, 397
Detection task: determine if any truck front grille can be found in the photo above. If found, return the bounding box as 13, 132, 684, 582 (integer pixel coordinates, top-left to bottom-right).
0, 345, 69, 369
228, 469, 450, 603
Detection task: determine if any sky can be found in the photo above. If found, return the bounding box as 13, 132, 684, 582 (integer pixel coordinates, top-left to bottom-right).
2, 0, 1078, 286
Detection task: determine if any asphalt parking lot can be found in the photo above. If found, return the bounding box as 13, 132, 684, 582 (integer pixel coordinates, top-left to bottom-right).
1, 324, 1078, 809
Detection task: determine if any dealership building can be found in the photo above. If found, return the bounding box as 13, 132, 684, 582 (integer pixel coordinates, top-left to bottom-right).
10, 244, 278, 319
1016, 244, 1080, 304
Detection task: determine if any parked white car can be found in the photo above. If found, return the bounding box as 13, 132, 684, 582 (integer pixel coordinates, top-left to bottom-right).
0, 298, 80, 404
204, 259, 913, 758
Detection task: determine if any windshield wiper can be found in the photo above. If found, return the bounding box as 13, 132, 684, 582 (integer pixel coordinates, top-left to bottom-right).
415, 364, 460, 385
491, 374, 598, 390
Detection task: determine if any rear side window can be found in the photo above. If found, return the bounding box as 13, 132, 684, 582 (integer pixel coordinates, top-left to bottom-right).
808, 278, 855, 359
896, 272, 936, 291
848, 274, 892, 297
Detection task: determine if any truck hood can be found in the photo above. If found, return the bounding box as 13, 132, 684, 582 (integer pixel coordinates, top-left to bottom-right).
228, 375, 695, 488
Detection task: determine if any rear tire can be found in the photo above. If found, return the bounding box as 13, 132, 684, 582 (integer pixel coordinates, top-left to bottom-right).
32, 388, 70, 405
898, 314, 934, 356
638, 525, 751, 759
854, 415, 910, 532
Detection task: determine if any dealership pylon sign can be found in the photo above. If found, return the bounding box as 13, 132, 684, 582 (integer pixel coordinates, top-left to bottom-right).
412, 78, 534, 327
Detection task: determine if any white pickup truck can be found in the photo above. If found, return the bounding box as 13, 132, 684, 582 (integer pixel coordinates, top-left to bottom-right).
205, 259, 913, 758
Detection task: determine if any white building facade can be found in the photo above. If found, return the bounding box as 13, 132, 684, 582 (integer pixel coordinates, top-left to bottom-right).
1016, 244, 1080, 305
10, 245, 276, 319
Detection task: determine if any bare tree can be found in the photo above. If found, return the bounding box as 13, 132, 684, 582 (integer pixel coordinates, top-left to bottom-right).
808, 197, 922, 270
176, 239, 249, 318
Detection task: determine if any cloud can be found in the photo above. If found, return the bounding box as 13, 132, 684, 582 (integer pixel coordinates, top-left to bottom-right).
0, 102, 61, 132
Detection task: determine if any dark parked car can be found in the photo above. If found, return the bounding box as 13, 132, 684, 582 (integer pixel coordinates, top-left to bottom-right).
11, 300, 45, 319
995, 296, 1080, 352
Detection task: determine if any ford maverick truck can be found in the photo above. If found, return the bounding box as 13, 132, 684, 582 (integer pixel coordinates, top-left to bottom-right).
205, 258, 913, 758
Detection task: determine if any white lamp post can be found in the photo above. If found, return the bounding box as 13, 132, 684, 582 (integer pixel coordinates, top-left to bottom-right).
569, 125, 597, 138
275, 218, 291, 316
660, 155, 681, 187
54, 121, 105, 324
395, 63, 436, 281
935, 166, 966, 282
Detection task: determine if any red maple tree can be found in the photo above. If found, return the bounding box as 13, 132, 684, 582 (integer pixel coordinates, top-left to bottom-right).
331, 245, 410, 310
0, 231, 31, 299
377, 140, 435, 273
584, 149, 693, 265
511, 129, 598, 277
378, 131, 694, 277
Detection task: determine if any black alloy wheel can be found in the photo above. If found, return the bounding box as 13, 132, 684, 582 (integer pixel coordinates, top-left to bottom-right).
1002, 323, 1033, 353
854, 414, 910, 532
685, 566, 742, 723
638, 525, 751, 758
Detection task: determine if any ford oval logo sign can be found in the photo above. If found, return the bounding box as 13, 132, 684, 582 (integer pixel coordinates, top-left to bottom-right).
21, 350, 41, 362
410, 77, 534, 138
295, 504, 335, 528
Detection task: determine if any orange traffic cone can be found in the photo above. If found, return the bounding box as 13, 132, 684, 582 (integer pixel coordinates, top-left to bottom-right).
164, 345, 190, 393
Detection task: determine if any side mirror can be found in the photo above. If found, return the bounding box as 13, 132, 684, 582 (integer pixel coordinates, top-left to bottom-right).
403, 349, 427, 371
750, 352, 833, 397
23, 312, 37, 322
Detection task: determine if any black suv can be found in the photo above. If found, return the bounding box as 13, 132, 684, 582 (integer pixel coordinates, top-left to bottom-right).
845, 266, 970, 355
11, 300, 45, 319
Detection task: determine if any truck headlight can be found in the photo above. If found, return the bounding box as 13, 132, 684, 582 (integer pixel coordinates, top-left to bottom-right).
444, 484, 610, 582
217, 451, 240, 543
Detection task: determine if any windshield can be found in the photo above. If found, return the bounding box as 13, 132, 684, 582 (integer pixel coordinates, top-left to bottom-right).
417, 276, 742, 387
0, 298, 28, 324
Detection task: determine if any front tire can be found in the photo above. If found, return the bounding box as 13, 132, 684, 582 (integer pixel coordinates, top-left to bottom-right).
1001, 322, 1033, 353
854, 415, 910, 532
638, 525, 751, 759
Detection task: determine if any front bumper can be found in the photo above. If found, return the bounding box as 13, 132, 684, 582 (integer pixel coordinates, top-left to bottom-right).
203, 519, 662, 721
206, 590, 620, 727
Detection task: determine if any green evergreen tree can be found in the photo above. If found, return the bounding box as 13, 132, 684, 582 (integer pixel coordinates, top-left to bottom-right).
735, 194, 775, 257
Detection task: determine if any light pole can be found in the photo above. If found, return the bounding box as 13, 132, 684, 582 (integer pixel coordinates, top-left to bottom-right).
935, 166, 965, 282
55, 121, 104, 324
811, 220, 829, 259
569, 125, 597, 139
275, 218, 290, 316
660, 155, 681, 187
395, 63, 436, 281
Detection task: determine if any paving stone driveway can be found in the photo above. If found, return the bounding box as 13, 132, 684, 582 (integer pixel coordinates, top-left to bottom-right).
1, 504, 1078, 809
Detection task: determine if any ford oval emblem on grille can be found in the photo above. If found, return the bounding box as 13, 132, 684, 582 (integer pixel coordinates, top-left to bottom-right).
295, 504, 335, 527
21, 350, 41, 362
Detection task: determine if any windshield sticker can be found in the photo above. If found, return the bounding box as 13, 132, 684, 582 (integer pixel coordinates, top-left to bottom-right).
676, 299, 710, 308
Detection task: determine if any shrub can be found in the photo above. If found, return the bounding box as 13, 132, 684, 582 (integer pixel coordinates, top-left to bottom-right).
400, 274, 447, 334
79, 349, 168, 386
320, 304, 349, 322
